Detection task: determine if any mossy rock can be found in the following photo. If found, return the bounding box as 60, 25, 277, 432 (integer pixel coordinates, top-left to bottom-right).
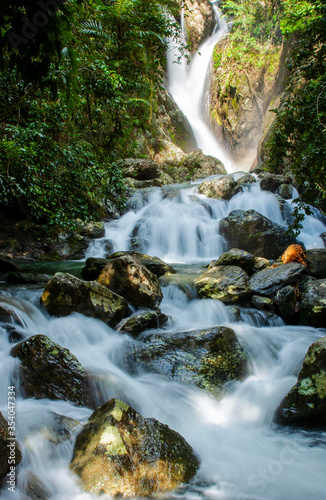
195, 265, 251, 304
275, 337, 326, 427
70, 398, 200, 496
116, 309, 168, 337
11, 335, 93, 407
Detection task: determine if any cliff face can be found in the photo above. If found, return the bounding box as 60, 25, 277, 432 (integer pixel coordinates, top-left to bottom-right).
183, 0, 215, 52
209, 37, 287, 169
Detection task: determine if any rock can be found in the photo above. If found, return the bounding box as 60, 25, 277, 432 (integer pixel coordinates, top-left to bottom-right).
198, 176, 241, 200
81, 257, 109, 281
298, 279, 326, 328
97, 255, 163, 309
249, 263, 307, 297
26, 471, 51, 500
306, 249, 326, 278
219, 209, 298, 259
252, 256, 270, 272
107, 251, 176, 277
259, 173, 287, 192
40, 273, 127, 327
276, 183, 294, 199
70, 398, 200, 496
251, 295, 274, 313
236, 173, 257, 185
115, 310, 168, 337
321, 232, 326, 247
0, 411, 22, 478
275, 337, 326, 427
273, 285, 298, 323
184, 0, 215, 51
127, 327, 249, 396
117, 158, 161, 181
50, 231, 89, 260
6, 272, 51, 285
0, 253, 21, 272
74, 220, 105, 239
195, 265, 251, 303
11, 335, 93, 406
213, 248, 256, 273
160, 149, 226, 183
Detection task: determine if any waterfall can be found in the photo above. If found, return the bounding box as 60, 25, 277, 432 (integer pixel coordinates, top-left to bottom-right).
167, 1, 233, 170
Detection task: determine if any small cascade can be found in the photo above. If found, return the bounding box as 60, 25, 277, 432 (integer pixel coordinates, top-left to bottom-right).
167, 1, 232, 169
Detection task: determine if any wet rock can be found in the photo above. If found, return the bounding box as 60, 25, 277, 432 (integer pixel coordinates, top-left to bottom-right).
117, 158, 161, 181
50, 231, 89, 260
276, 183, 294, 199
6, 272, 51, 285
74, 220, 105, 239
81, 257, 109, 281
249, 263, 307, 297
0, 411, 22, 478
97, 255, 163, 309
275, 337, 326, 427
306, 249, 326, 278
252, 256, 270, 272
0, 253, 21, 272
11, 335, 92, 407
195, 265, 251, 303
251, 295, 274, 313
198, 176, 241, 200
26, 471, 51, 500
273, 285, 298, 323
115, 310, 168, 337
213, 248, 256, 273
321, 232, 326, 248
180, 149, 226, 180
40, 273, 127, 327
127, 327, 248, 397
107, 251, 176, 277
70, 398, 200, 496
219, 209, 298, 259
236, 173, 257, 185
259, 173, 287, 192
298, 279, 326, 328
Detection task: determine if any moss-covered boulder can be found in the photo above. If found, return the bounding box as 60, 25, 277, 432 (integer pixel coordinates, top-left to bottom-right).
275, 337, 326, 427
107, 251, 176, 277
11, 335, 92, 407
306, 249, 326, 279
219, 209, 298, 259
127, 327, 249, 397
298, 279, 326, 328
40, 272, 127, 327
160, 149, 226, 183
97, 255, 163, 309
0, 411, 22, 478
249, 263, 307, 297
195, 265, 251, 303
212, 248, 256, 274
198, 176, 241, 200
70, 398, 200, 496
116, 310, 168, 337
259, 173, 288, 193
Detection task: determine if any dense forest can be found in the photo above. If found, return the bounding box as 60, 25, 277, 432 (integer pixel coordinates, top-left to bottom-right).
0, 0, 325, 231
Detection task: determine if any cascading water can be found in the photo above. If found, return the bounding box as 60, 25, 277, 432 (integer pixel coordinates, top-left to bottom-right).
167, 1, 233, 170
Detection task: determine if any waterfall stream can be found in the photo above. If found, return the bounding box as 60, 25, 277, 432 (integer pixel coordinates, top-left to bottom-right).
167, 1, 233, 170
1, 177, 326, 499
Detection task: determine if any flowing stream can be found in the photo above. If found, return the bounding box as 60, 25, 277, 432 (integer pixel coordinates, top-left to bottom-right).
167, 1, 233, 170
1, 178, 326, 499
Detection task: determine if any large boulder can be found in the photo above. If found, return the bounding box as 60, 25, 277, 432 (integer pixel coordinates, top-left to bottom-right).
160, 149, 226, 183
40, 273, 127, 327
259, 173, 287, 192
298, 279, 326, 328
219, 209, 297, 259
107, 251, 176, 277
97, 255, 163, 308
249, 263, 307, 297
117, 158, 160, 181
116, 310, 168, 337
306, 249, 326, 278
70, 398, 200, 496
198, 176, 241, 200
275, 337, 326, 427
127, 327, 249, 396
81, 257, 109, 281
195, 265, 251, 303
212, 248, 256, 274
0, 412, 22, 478
11, 335, 92, 407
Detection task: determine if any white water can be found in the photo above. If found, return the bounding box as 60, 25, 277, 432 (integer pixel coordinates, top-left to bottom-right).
167, 2, 233, 170
86, 181, 326, 261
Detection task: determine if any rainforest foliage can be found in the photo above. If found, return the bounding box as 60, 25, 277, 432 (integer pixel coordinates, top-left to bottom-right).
265, 0, 326, 213
0, 0, 180, 227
